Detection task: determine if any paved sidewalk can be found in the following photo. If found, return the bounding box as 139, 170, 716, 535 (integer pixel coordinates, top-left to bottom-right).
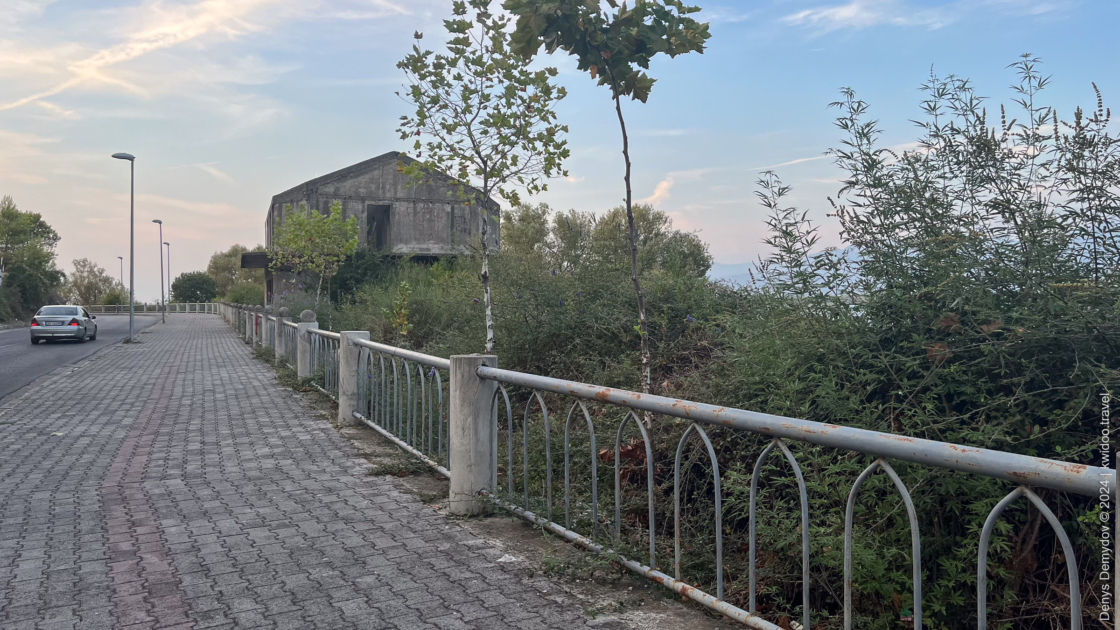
0, 317, 620, 630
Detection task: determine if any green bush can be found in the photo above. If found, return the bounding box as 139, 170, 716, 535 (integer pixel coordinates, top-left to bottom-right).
224, 281, 264, 306
171, 271, 217, 303
322, 57, 1115, 629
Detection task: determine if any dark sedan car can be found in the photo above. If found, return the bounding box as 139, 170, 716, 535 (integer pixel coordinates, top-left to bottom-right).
30, 305, 98, 344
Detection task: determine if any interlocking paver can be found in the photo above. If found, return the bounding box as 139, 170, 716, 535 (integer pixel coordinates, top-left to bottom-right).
0, 317, 626, 629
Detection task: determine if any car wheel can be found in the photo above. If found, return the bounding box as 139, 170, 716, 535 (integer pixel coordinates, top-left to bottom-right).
89, 329, 97, 341
30, 338, 39, 345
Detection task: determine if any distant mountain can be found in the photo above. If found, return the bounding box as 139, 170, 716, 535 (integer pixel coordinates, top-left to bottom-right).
707, 262, 755, 287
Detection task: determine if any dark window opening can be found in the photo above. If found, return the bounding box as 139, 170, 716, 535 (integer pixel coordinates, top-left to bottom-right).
367, 204, 390, 249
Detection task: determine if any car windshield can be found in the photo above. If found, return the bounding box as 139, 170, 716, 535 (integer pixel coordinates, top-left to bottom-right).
38, 306, 78, 316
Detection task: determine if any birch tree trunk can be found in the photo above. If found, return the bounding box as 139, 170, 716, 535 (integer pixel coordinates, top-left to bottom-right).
608, 69, 652, 413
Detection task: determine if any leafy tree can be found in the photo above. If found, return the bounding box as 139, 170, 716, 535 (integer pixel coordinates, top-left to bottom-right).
171, 271, 217, 303
504, 0, 709, 399
224, 281, 263, 306
63, 258, 118, 305
0, 195, 64, 320
270, 201, 359, 306
207, 244, 265, 297
100, 287, 127, 305
397, 0, 569, 353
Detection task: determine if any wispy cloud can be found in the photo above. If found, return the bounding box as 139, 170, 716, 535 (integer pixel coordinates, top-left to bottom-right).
0, 0, 284, 111
0, 0, 59, 25
748, 155, 830, 170
637, 128, 689, 137
196, 163, 233, 183
783, 0, 953, 32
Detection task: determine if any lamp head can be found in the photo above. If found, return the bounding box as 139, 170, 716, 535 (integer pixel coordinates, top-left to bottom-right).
164, 242, 170, 246
111, 153, 135, 161
152, 219, 162, 225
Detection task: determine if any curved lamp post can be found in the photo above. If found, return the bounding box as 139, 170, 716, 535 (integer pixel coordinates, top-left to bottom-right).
164, 242, 170, 307
152, 219, 165, 324
111, 153, 135, 341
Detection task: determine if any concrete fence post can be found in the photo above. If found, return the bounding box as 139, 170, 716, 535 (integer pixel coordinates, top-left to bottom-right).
296, 310, 317, 379
449, 354, 497, 516
275, 307, 290, 365
244, 309, 253, 343
253, 308, 262, 346
338, 331, 369, 427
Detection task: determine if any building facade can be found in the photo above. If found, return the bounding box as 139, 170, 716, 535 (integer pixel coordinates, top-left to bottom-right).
246, 151, 500, 305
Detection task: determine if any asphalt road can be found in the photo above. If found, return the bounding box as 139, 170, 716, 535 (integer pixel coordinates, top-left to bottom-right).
0, 314, 160, 400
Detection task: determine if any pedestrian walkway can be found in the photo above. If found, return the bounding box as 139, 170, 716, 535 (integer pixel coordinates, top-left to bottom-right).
0, 317, 621, 630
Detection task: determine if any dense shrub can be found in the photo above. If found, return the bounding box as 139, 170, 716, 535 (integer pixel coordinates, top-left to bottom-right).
224, 281, 264, 306
306, 58, 1115, 629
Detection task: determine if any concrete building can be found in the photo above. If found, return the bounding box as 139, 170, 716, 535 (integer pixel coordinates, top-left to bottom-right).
243, 151, 500, 305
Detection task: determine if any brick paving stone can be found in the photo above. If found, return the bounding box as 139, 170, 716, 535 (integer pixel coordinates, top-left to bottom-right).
0, 317, 628, 629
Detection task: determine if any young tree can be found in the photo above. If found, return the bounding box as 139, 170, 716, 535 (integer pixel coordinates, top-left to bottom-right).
64, 258, 117, 305
206, 244, 265, 297
397, 0, 569, 353
171, 271, 218, 303
270, 201, 359, 307
504, 0, 710, 400
0, 196, 64, 319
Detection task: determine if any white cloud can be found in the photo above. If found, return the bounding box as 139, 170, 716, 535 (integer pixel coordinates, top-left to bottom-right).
195, 163, 233, 183
783, 0, 953, 32
747, 155, 830, 170
35, 100, 79, 119
640, 177, 675, 206
0, 0, 59, 25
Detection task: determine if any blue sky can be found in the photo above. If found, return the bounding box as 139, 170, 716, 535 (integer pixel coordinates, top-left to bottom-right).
1, 0, 1115, 300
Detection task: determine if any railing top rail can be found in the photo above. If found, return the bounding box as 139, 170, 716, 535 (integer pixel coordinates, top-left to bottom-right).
352, 338, 451, 370
309, 328, 341, 340
283, 320, 298, 329
475, 365, 1110, 499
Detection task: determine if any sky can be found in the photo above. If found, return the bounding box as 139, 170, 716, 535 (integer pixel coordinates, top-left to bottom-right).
1, 0, 1116, 301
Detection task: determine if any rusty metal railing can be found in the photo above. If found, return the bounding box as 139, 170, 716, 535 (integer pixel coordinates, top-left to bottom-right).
353, 339, 451, 475
308, 328, 340, 399
474, 366, 1111, 630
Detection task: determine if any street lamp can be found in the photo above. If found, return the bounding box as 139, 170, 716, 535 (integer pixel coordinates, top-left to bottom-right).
152, 219, 165, 324
111, 152, 135, 341
164, 242, 171, 307
117, 256, 123, 286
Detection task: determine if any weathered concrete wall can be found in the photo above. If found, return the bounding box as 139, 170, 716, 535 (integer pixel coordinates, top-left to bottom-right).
267, 152, 500, 256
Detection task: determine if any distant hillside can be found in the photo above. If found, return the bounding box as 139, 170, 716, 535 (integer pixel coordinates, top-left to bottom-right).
707, 262, 754, 286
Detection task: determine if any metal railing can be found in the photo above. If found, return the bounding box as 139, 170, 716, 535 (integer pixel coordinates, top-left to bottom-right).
212, 303, 1111, 629
308, 329, 340, 399
279, 320, 298, 367
353, 339, 451, 474
84, 303, 217, 314
473, 366, 1109, 630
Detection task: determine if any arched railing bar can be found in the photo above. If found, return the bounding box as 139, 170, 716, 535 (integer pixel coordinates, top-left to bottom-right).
673, 423, 723, 600
488, 385, 513, 496
563, 400, 599, 539
521, 391, 551, 518
613, 411, 656, 570
749, 438, 810, 630
844, 459, 922, 630
977, 486, 1081, 630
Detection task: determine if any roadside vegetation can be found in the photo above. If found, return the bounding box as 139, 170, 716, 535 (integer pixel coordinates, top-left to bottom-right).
272, 58, 1117, 629
0, 196, 65, 321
